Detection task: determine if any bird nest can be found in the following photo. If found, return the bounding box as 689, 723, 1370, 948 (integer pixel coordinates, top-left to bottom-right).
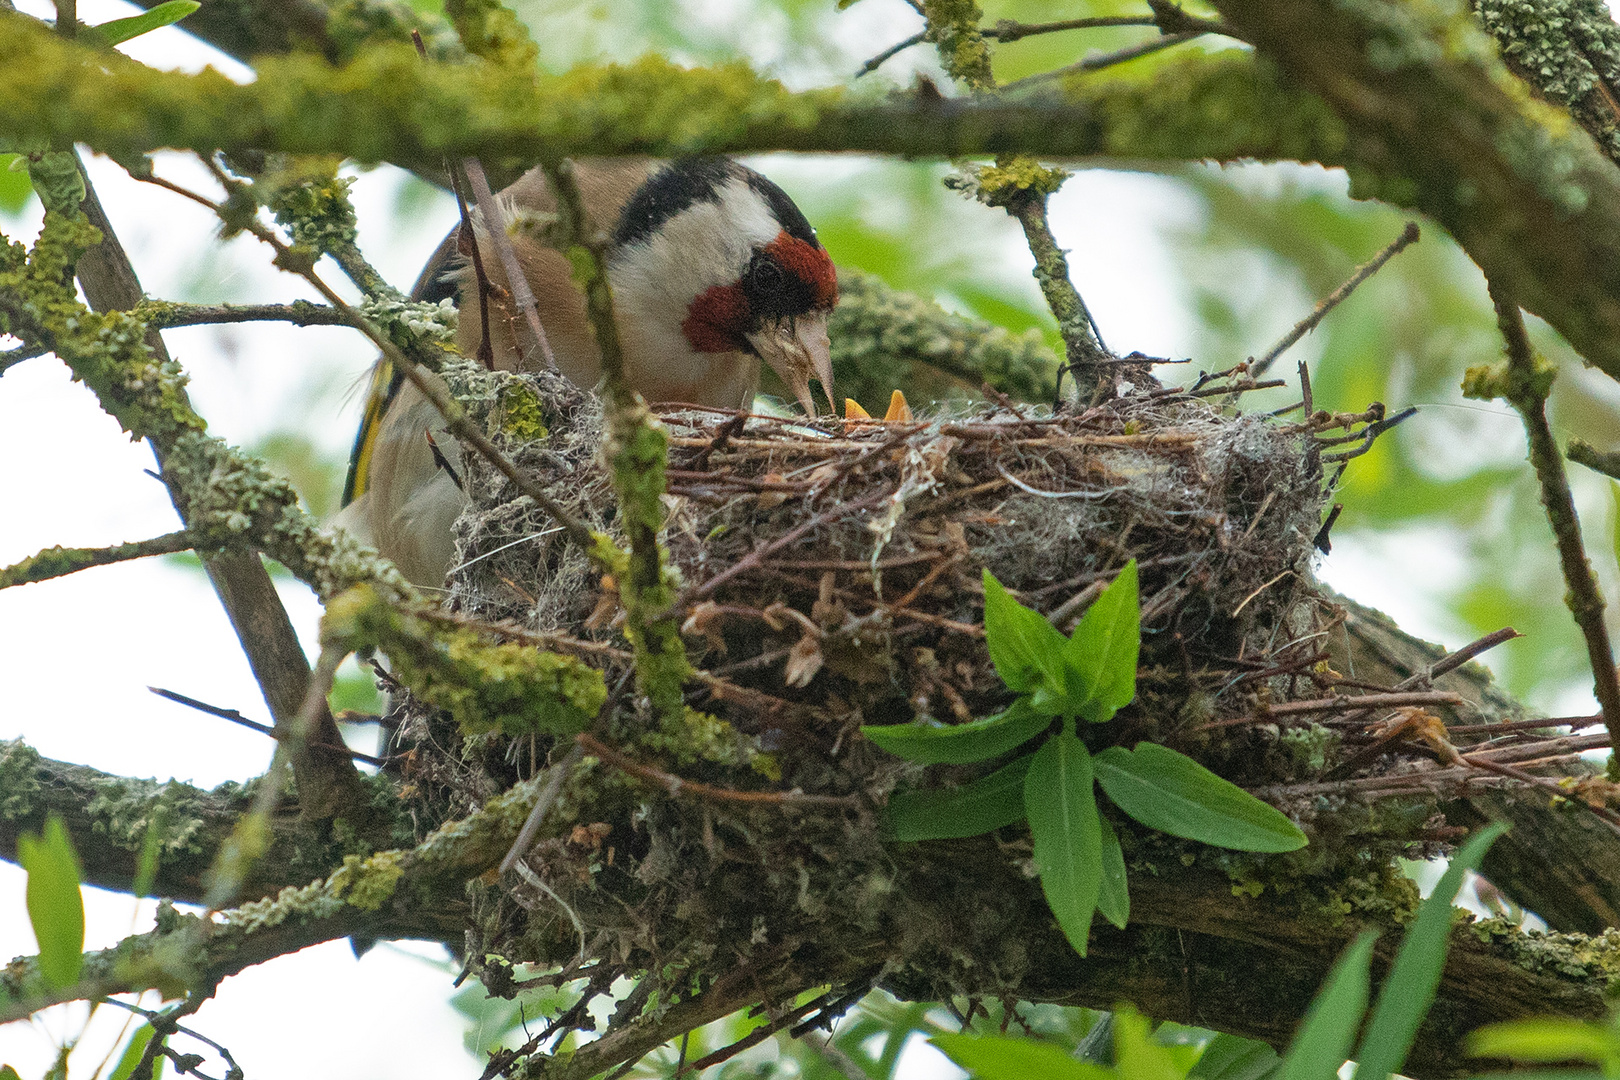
387, 358, 1489, 1033
442, 362, 1328, 732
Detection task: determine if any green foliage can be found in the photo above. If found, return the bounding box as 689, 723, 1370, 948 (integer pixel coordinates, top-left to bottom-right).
1267, 823, 1505, 1080
1026, 731, 1102, 955
1468, 1015, 1620, 1074
17, 813, 85, 990
0, 154, 33, 215
108, 1025, 164, 1080
980, 568, 1071, 695
1092, 744, 1306, 853
1096, 812, 1130, 929
863, 699, 1050, 764
81, 1, 199, 46
1061, 560, 1141, 723
871, 562, 1303, 954
935, 1004, 1260, 1080
1276, 933, 1376, 1080
885, 753, 1033, 841
1356, 822, 1512, 1078
452, 974, 578, 1056
1188, 1034, 1281, 1080
933, 1029, 1114, 1080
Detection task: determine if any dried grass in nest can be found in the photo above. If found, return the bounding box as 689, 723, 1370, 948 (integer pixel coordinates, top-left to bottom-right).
447, 366, 1327, 749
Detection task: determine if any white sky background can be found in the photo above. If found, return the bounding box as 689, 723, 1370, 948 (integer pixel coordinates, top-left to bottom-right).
0, 0, 1580, 1076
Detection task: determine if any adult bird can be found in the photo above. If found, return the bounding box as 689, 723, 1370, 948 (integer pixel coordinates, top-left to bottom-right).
335, 157, 839, 587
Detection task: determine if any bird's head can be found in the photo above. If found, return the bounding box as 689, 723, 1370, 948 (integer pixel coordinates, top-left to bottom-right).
608, 159, 838, 417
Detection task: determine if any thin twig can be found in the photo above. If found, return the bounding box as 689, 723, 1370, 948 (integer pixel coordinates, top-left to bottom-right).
1445, 714, 1600, 736
856, 31, 925, 76
462, 157, 557, 371
1566, 437, 1620, 482
577, 733, 860, 809
1001, 31, 1206, 91
147, 686, 391, 767
0, 531, 193, 589
138, 300, 352, 330
1253, 222, 1420, 376
500, 743, 586, 875
1489, 284, 1620, 765
97, 997, 242, 1080
676, 990, 842, 1076
1194, 690, 1467, 730
989, 15, 1159, 42
0, 340, 49, 373
683, 489, 890, 604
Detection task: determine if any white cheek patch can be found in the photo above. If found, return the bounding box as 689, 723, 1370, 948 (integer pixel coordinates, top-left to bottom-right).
607, 177, 779, 330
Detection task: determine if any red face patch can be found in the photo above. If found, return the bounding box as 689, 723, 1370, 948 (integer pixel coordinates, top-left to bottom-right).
683, 283, 751, 354
764, 233, 838, 310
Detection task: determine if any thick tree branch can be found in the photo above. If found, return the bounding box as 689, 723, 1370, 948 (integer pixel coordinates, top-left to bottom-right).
65, 149, 372, 825
13, 6, 1620, 390
0, 20, 1342, 180
0, 739, 368, 905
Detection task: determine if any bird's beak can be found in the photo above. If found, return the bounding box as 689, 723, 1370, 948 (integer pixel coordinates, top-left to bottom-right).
748, 312, 835, 418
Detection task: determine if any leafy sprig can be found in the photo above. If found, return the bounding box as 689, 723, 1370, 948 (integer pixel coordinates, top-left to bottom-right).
931, 823, 1509, 1080
864, 562, 1306, 955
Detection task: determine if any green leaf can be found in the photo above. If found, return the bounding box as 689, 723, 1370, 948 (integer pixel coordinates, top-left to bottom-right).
1114, 1005, 1183, 1080
862, 699, 1051, 764
18, 814, 85, 990
1277, 932, 1378, 1080
982, 569, 1067, 695
885, 753, 1034, 841
931, 1032, 1114, 1080
82, 1, 199, 45
1063, 560, 1141, 723
0, 155, 32, 216
1355, 821, 1510, 1080
1025, 732, 1101, 956
1096, 814, 1129, 930
1190, 1033, 1281, 1080
1, 1067, 21, 1080
109, 1026, 165, 1080
1466, 1020, 1619, 1066
1612, 481, 1620, 577
1094, 743, 1307, 853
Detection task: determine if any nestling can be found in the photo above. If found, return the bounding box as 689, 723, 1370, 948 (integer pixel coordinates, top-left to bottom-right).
336, 157, 839, 586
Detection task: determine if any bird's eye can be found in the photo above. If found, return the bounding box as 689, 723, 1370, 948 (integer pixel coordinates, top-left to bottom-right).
750, 257, 784, 290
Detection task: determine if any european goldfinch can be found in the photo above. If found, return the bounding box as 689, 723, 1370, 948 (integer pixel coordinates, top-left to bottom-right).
336, 157, 839, 587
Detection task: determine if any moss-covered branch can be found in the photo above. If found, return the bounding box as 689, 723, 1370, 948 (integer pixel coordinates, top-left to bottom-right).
825, 267, 1060, 405
947, 157, 1110, 402
1464, 289, 1620, 765
0, 531, 193, 588
0, 739, 394, 905
0, 205, 412, 606
0, 764, 554, 1018
0, 17, 1342, 178
3, 737, 1615, 1079
543, 158, 688, 722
